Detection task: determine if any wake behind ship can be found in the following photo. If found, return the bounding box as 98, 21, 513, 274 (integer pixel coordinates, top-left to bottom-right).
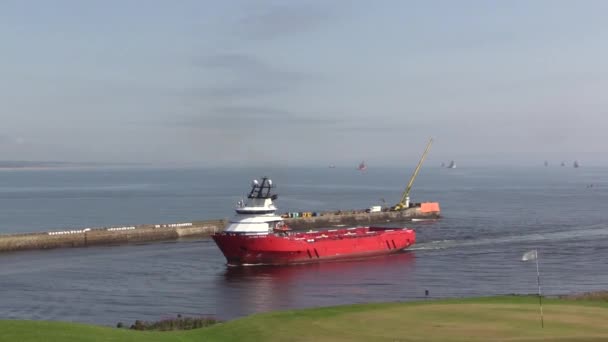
212, 177, 416, 266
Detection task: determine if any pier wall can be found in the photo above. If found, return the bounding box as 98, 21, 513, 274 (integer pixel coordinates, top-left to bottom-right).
0, 220, 226, 253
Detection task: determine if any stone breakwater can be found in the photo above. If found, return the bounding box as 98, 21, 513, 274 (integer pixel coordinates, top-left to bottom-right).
0, 220, 225, 253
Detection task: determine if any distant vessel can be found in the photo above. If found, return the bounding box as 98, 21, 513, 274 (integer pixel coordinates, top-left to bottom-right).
357, 161, 367, 171
544, 161, 549, 167
574, 161, 580, 168
447, 160, 456, 169
212, 177, 416, 266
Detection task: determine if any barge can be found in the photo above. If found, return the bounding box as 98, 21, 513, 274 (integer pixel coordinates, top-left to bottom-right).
282, 204, 439, 230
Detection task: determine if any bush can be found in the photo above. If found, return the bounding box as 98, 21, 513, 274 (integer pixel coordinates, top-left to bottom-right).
130, 320, 146, 331
125, 316, 220, 331
559, 291, 608, 301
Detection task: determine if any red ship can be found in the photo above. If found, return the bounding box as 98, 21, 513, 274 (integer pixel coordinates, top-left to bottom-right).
212, 177, 416, 266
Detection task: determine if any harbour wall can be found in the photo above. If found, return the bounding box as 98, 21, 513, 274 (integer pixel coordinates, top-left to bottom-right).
0, 220, 225, 253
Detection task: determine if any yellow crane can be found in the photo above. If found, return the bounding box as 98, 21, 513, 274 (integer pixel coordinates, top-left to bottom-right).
391, 138, 433, 211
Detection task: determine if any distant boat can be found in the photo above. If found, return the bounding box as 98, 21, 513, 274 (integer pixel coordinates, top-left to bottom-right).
573, 161, 580, 168
544, 161, 548, 167
357, 161, 367, 171
447, 160, 456, 169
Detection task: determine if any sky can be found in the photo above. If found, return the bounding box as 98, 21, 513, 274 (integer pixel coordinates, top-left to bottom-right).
1, 0, 607, 167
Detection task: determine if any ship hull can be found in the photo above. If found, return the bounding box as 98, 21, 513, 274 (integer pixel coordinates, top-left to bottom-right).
212, 227, 415, 266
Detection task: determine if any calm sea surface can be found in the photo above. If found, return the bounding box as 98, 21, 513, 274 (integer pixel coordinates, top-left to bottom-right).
0, 166, 607, 325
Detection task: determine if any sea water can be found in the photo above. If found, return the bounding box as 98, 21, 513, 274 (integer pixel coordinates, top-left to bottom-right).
0, 166, 606, 325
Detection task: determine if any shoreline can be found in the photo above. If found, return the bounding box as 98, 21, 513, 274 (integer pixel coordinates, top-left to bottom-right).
3, 294, 608, 341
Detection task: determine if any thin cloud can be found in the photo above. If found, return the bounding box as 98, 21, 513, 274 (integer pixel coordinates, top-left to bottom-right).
176, 105, 339, 129
0, 135, 11, 144
194, 52, 306, 84
233, 3, 333, 41
212, 105, 288, 117
178, 84, 284, 99
189, 52, 311, 99
195, 53, 267, 72
0, 134, 25, 145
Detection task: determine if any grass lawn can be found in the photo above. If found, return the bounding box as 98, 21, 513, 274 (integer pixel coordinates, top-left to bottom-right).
3, 296, 608, 341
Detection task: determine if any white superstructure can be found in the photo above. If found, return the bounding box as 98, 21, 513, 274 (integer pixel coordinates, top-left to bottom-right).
223, 177, 284, 235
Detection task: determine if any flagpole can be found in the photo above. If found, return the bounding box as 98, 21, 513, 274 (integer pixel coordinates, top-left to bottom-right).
535, 249, 544, 328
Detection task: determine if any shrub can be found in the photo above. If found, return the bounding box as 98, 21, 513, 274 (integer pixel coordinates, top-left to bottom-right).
125, 316, 220, 331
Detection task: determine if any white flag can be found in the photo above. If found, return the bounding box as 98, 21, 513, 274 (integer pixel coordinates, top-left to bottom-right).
522, 250, 538, 261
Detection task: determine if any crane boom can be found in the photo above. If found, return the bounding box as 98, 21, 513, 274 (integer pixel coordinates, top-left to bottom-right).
392, 138, 433, 211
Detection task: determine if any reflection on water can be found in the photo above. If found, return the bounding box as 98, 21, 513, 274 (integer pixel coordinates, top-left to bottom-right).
216, 252, 415, 318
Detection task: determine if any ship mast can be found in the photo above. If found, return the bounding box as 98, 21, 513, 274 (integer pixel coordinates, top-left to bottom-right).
247, 177, 277, 200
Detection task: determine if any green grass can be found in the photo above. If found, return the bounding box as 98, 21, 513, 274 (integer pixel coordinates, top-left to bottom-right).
4, 296, 608, 341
